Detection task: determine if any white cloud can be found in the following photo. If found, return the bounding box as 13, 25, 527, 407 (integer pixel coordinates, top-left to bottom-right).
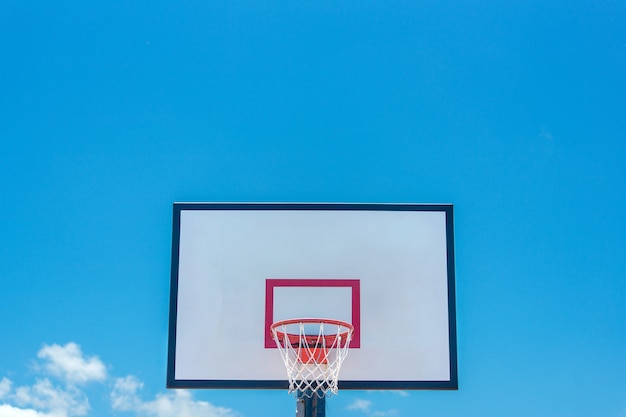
0, 343, 99, 417
12, 379, 89, 417
347, 397, 400, 417
347, 399, 372, 413
0, 378, 12, 399
371, 410, 398, 417
0, 404, 50, 417
141, 391, 236, 417
110, 375, 144, 411
1, 342, 238, 417
365, 390, 410, 397
111, 375, 237, 417
36, 343, 106, 385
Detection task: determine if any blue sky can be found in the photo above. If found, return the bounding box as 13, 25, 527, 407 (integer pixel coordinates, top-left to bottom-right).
1, 1, 625, 416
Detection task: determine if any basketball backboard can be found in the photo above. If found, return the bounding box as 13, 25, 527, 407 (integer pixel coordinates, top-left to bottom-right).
167, 203, 457, 390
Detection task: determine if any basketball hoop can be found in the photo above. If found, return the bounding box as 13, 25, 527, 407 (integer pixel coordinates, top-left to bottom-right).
270, 318, 354, 398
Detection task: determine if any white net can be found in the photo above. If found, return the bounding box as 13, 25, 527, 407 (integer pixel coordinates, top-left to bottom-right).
271, 319, 354, 398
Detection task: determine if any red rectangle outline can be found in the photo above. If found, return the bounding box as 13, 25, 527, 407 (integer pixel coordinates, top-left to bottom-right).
265, 279, 361, 348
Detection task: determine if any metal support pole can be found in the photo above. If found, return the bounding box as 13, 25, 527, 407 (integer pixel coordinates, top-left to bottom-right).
296, 391, 326, 417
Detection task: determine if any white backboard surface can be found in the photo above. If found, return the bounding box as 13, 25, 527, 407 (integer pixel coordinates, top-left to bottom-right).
167, 203, 457, 390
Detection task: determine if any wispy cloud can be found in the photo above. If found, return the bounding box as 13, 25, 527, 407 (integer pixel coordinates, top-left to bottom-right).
111, 375, 236, 417
110, 375, 144, 411
347, 395, 403, 417
0, 378, 12, 399
13, 378, 89, 417
539, 128, 553, 142
371, 410, 399, 417
347, 399, 372, 413
365, 390, 409, 397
